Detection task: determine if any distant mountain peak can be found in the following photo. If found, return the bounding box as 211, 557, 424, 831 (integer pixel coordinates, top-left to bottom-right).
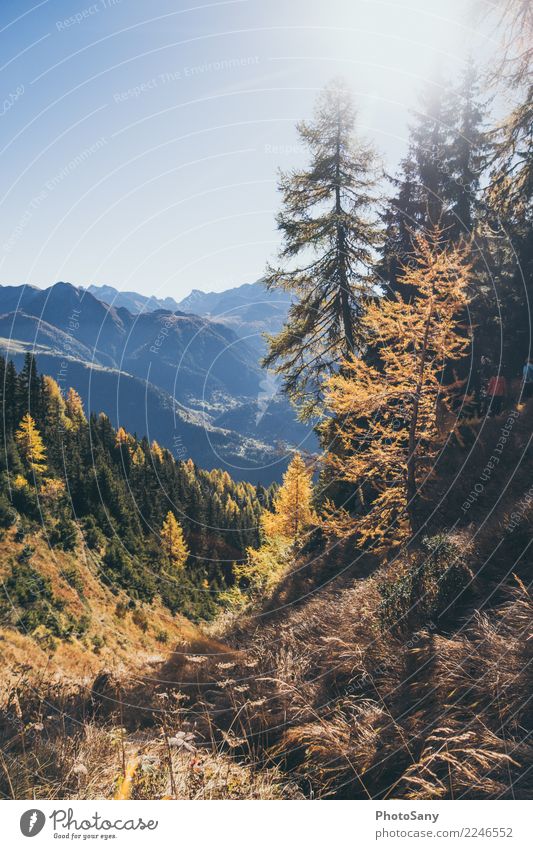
85, 284, 182, 315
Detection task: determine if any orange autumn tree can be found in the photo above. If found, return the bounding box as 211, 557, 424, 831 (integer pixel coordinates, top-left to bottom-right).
65, 387, 87, 429
324, 230, 472, 549
160, 511, 190, 573
227, 453, 317, 606
263, 452, 317, 545
15, 413, 47, 478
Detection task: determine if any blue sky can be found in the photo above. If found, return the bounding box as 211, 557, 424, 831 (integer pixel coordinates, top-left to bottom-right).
0, 0, 498, 300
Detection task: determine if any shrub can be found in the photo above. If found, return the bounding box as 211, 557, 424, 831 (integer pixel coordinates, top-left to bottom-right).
91, 634, 105, 653
114, 601, 128, 619
31, 624, 58, 654
14, 526, 26, 543
49, 513, 78, 552
132, 608, 149, 632
74, 614, 91, 637
82, 516, 105, 551
377, 535, 470, 634
17, 544, 34, 564
0, 562, 88, 640
61, 566, 85, 596
0, 494, 16, 530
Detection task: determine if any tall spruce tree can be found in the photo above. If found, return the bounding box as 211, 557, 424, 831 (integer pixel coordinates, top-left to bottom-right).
480, 1, 532, 372
17, 353, 42, 424
445, 61, 488, 238
410, 76, 453, 232
380, 66, 488, 302
263, 79, 382, 417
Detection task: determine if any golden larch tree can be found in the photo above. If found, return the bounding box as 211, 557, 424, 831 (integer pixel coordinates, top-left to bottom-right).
160, 511, 189, 572
131, 445, 145, 466
15, 413, 47, 477
150, 440, 164, 464
65, 387, 87, 429
42, 375, 69, 430
263, 452, 316, 544
324, 230, 472, 549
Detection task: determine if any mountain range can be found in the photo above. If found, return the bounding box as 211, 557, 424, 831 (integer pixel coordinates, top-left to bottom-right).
87, 280, 291, 355
0, 281, 315, 482
85, 284, 182, 315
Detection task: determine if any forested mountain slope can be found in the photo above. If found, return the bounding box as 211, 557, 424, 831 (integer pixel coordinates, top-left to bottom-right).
0, 283, 316, 481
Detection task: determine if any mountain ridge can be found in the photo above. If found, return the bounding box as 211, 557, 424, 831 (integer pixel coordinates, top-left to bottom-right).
0, 282, 315, 481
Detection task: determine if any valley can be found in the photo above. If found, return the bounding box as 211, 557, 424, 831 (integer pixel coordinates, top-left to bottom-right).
0, 281, 316, 483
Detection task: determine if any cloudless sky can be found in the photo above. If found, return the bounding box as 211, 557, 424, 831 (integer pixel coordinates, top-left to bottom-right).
0, 0, 501, 300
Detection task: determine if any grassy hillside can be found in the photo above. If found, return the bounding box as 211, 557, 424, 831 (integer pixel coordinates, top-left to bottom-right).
1, 405, 531, 800
0, 525, 196, 686
153, 406, 532, 799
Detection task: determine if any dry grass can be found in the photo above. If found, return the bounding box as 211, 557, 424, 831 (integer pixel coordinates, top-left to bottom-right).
0, 525, 198, 689
159, 409, 533, 799
0, 678, 302, 799
1, 406, 532, 799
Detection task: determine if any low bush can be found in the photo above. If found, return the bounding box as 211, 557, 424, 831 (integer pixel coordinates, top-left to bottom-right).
61, 566, 85, 596
49, 513, 78, 552
377, 535, 471, 634
0, 494, 16, 530
0, 562, 89, 641
82, 516, 105, 551
102, 541, 157, 603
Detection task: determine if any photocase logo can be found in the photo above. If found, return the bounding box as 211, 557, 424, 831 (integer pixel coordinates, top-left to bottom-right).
20, 809, 46, 837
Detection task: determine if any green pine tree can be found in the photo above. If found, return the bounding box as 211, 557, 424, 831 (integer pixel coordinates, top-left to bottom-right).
263, 79, 383, 417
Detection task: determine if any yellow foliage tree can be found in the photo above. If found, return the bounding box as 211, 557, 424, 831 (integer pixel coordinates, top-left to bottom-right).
160, 511, 189, 572
65, 387, 87, 429
42, 376, 69, 430
263, 452, 316, 544
150, 440, 164, 464
230, 535, 292, 606
15, 413, 47, 476
115, 426, 134, 449
131, 445, 145, 466
324, 230, 472, 549
40, 477, 66, 501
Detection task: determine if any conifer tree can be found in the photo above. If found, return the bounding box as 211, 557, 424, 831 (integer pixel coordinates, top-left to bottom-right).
263, 452, 316, 544
472, 2, 532, 373
15, 413, 47, 477
41, 376, 70, 468
65, 387, 87, 429
486, 0, 532, 214
380, 66, 487, 300
160, 510, 189, 571
445, 61, 488, 238
150, 440, 164, 464
324, 230, 472, 548
409, 77, 452, 231
3, 359, 18, 435
17, 353, 42, 422
115, 426, 130, 446
131, 444, 145, 466
264, 79, 382, 416
42, 375, 67, 423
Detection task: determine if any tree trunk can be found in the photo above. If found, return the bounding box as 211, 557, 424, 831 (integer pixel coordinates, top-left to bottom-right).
335, 118, 355, 356
406, 293, 435, 533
